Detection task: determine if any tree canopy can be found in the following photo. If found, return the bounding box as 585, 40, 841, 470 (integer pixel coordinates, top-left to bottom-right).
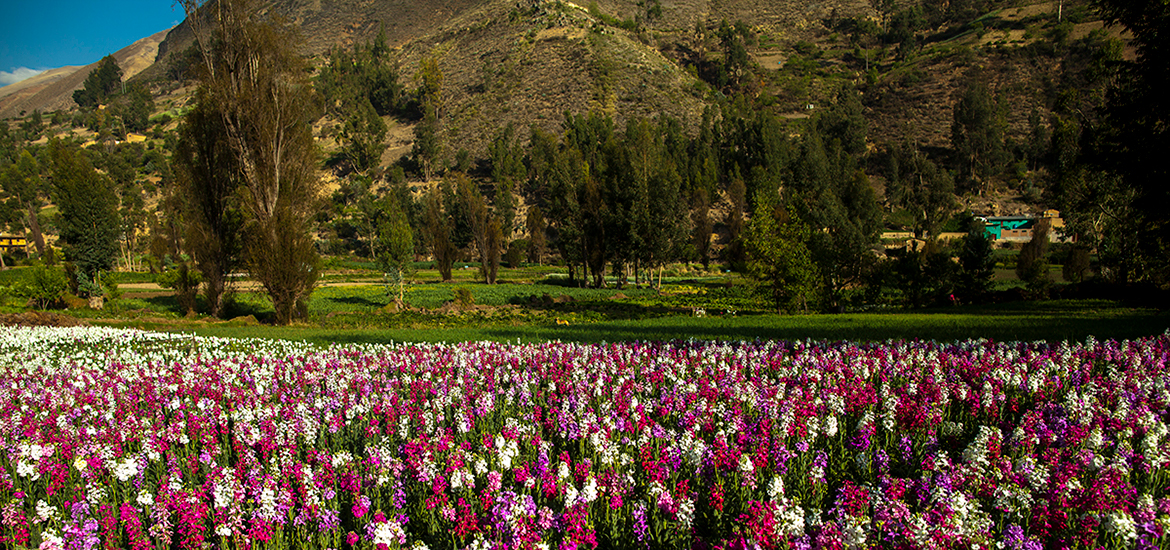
73, 55, 123, 109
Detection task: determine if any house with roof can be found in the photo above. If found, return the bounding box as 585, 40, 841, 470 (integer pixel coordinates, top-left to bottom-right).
981, 210, 1072, 243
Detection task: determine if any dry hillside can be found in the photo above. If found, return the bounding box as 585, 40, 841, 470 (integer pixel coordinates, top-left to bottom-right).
0, 28, 171, 120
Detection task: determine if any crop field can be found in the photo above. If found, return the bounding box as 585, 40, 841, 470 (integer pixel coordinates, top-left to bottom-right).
1, 326, 1168, 549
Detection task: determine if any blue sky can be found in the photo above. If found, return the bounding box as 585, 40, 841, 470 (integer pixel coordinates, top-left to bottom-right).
0, 1, 184, 86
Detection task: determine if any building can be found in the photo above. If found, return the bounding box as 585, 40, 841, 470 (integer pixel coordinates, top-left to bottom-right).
0, 235, 26, 253
982, 211, 1072, 243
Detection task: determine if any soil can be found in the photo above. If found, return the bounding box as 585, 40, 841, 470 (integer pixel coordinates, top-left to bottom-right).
0, 311, 88, 327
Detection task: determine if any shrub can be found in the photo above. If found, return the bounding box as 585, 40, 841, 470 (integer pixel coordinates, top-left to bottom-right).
453, 287, 475, 308
16, 265, 68, 309
157, 259, 203, 316
505, 240, 526, 268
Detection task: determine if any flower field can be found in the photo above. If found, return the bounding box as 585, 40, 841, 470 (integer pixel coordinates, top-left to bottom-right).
1, 327, 1169, 549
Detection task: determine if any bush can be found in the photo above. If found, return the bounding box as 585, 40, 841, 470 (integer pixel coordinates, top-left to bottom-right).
1016, 221, 1051, 295
16, 265, 68, 309
505, 240, 526, 268
1062, 246, 1092, 283
157, 260, 203, 316
453, 287, 475, 308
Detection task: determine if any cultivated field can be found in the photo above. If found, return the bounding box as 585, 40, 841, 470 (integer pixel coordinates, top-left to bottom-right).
1, 326, 1167, 548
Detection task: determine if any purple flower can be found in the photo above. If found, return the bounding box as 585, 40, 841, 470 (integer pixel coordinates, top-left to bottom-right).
1002, 524, 1042, 550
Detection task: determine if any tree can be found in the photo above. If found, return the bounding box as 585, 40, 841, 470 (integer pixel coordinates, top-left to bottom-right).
950, 81, 1007, 195
525, 205, 547, 265
1087, 0, 1170, 282
742, 191, 819, 313
48, 141, 120, 293
889, 240, 955, 308
181, 0, 324, 325
423, 188, 457, 282
114, 83, 154, 133
0, 150, 48, 256
173, 95, 246, 318
377, 201, 414, 306
723, 177, 747, 268
691, 188, 713, 268
339, 100, 387, 174
15, 265, 68, 310
884, 141, 955, 238
456, 174, 499, 284
73, 55, 123, 109
546, 147, 587, 284
1062, 246, 1092, 283
1056, 168, 1140, 283
489, 123, 527, 185
869, 0, 897, 33
21, 111, 44, 141
955, 216, 995, 302
1016, 219, 1051, 295
413, 57, 444, 181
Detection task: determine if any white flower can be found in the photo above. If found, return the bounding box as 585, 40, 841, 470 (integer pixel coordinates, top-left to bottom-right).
38, 529, 64, 550
843, 517, 867, 547
1103, 510, 1137, 543
114, 457, 139, 482
767, 476, 784, 500
214, 479, 233, 508
372, 520, 404, 547
258, 486, 277, 519
581, 477, 598, 503
332, 451, 353, 468
136, 490, 154, 508
677, 496, 695, 529
16, 459, 39, 480
824, 416, 838, 438
738, 454, 754, 474
565, 484, 579, 504
35, 499, 55, 522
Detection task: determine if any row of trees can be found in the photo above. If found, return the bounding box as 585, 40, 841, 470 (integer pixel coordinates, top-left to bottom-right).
315, 81, 885, 311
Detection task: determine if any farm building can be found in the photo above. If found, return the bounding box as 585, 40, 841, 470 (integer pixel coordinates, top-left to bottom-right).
0, 235, 26, 252
982, 210, 1070, 243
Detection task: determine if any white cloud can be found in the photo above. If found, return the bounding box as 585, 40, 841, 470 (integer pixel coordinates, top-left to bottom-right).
0, 67, 46, 87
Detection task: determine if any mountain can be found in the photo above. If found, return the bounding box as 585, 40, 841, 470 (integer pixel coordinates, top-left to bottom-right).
5, 0, 1126, 212
0, 28, 172, 120
132, 0, 878, 158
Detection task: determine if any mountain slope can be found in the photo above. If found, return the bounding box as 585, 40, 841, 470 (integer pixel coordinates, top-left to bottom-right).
135, 0, 876, 158
0, 28, 171, 120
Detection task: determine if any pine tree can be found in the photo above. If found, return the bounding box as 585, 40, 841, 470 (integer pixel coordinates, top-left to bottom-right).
48, 141, 120, 293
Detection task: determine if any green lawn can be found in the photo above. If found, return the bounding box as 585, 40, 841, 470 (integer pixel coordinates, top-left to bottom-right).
4, 261, 1163, 346
156, 299, 1167, 346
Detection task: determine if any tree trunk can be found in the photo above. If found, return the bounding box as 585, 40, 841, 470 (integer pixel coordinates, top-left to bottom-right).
24, 203, 45, 257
